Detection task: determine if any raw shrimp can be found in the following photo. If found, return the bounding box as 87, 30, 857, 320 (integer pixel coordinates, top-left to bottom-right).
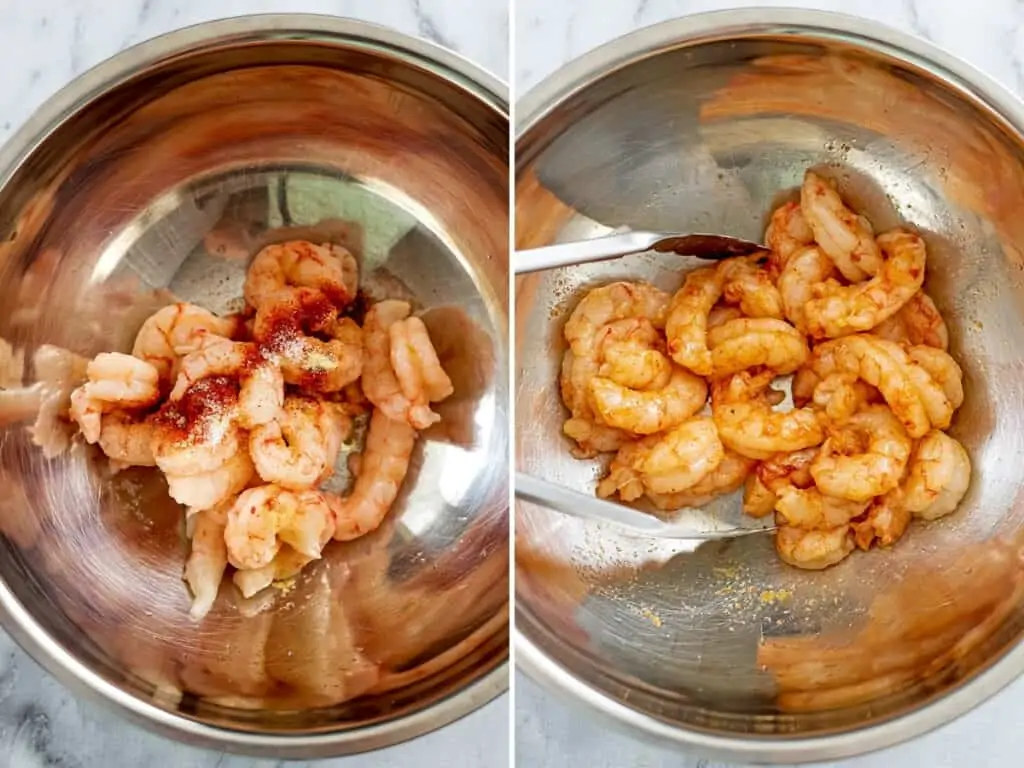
711, 370, 824, 459
804, 229, 926, 339
249, 396, 350, 490
151, 376, 243, 476
165, 449, 255, 513
852, 491, 911, 550
902, 430, 972, 521
665, 267, 723, 376
800, 170, 883, 282
170, 334, 284, 429
625, 417, 725, 496
596, 318, 671, 390
331, 409, 417, 541
774, 486, 870, 529
233, 545, 312, 599
873, 291, 948, 350
97, 411, 156, 470
777, 245, 835, 333
718, 254, 784, 319
810, 405, 912, 501
225, 485, 336, 570
588, 367, 707, 435
810, 372, 879, 424
564, 281, 670, 360
69, 353, 161, 443
765, 201, 815, 270
707, 317, 809, 377
775, 524, 855, 570
645, 450, 755, 510
132, 303, 238, 385
184, 503, 229, 620
244, 240, 358, 309
388, 315, 454, 426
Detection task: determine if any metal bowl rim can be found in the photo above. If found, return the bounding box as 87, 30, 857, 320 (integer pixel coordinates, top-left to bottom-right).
0, 13, 509, 758
514, 7, 1024, 763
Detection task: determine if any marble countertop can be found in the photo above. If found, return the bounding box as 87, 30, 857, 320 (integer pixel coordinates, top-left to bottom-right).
0, 1, 507, 767
514, 1, 1024, 767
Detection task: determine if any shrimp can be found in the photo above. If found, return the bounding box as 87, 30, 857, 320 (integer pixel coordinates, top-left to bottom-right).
804, 230, 926, 339
564, 281, 670, 360
68, 353, 161, 443
718, 254, 784, 319
132, 303, 238, 386
165, 449, 255, 513
775, 486, 870, 529
243, 240, 358, 309
225, 485, 336, 570
775, 524, 855, 570
151, 376, 243, 476
873, 291, 949, 350
331, 409, 417, 541
563, 415, 630, 459
183, 503, 229, 620
170, 334, 284, 429
743, 475, 778, 518
388, 315, 455, 426
232, 545, 312, 599
707, 317, 810, 377
743, 446, 819, 518
908, 346, 964, 413
645, 450, 756, 510
711, 370, 824, 459
902, 430, 972, 521
97, 411, 156, 471
588, 367, 707, 435
778, 245, 835, 333
595, 440, 646, 502
707, 305, 743, 330
765, 201, 815, 271
810, 372, 879, 424
665, 267, 723, 376
810, 405, 912, 501
852, 491, 912, 550
800, 170, 883, 282
596, 318, 671, 390
249, 396, 350, 490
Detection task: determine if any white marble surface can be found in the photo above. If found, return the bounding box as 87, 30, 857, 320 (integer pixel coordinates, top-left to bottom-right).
0, 1, 508, 767
513, 1, 1024, 767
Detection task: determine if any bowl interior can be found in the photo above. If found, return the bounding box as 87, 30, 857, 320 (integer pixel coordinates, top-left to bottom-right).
0, 29, 508, 737
516, 21, 1024, 744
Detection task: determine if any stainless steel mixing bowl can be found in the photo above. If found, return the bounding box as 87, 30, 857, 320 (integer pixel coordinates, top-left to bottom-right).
515, 9, 1024, 763
0, 15, 508, 758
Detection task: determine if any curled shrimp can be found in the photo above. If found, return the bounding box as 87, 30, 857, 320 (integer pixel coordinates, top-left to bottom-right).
902, 430, 971, 521
244, 240, 358, 309
184, 503, 229, 620
588, 367, 707, 435
805, 230, 926, 339
151, 376, 243, 476
563, 414, 630, 459
225, 484, 336, 570
777, 245, 835, 333
665, 267, 723, 376
742, 446, 818, 517
873, 291, 949, 350
718, 254, 784, 319
564, 281, 670, 360
908, 346, 964, 413
331, 408, 417, 541
595, 318, 671, 390
388, 315, 455, 426
810, 405, 912, 501
775, 524, 855, 570
249, 396, 350, 490
810, 372, 879, 424
711, 370, 824, 460
68, 353, 161, 444
765, 201, 815, 272
595, 440, 646, 502
132, 303, 238, 386
800, 170, 883, 282
707, 317, 810, 377
645, 450, 755, 510
165, 449, 255, 513
852, 491, 912, 550
775, 486, 870, 529
97, 411, 156, 471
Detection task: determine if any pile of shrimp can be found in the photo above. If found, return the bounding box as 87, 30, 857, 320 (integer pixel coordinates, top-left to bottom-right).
564, 169, 971, 570
67, 240, 453, 618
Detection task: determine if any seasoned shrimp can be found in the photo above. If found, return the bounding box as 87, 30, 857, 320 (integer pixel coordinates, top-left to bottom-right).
331, 409, 417, 541
711, 370, 824, 459
804, 229, 926, 339
564, 281, 670, 360
165, 449, 255, 513
132, 303, 238, 385
170, 334, 284, 429
765, 201, 815, 270
707, 317, 810, 377
665, 267, 723, 376
873, 291, 949, 350
645, 450, 755, 510
810, 372, 879, 424
810, 405, 912, 501
69, 353, 161, 443
902, 430, 971, 521
249, 397, 350, 490
388, 315, 454, 426
908, 346, 964, 413
151, 376, 244, 476
563, 415, 630, 458
233, 545, 312, 599
596, 318, 671, 390
778, 245, 835, 333
244, 240, 358, 309
800, 170, 883, 282
743, 475, 778, 518
775, 486, 870, 529
225, 485, 336, 570
718, 254, 784, 319
98, 411, 156, 471
852, 491, 911, 550
775, 524, 855, 570
184, 503, 229, 620
743, 446, 819, 518
595, 440, 646, 502
588, 367, 707, 435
